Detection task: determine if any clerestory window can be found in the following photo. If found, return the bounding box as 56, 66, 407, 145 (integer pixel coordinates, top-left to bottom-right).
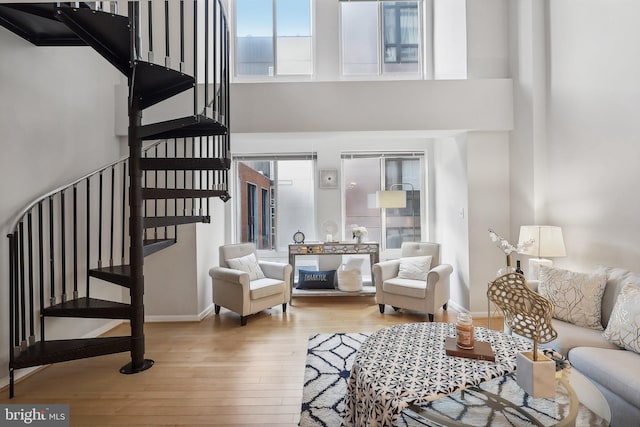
234, 0, 313, 78
341, 0, 423, 76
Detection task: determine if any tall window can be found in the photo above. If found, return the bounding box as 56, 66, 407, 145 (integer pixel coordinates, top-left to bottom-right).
235, 155, 316, 251
234, 0, 313, 77
341, 1, 422, 76
343, 153, 423, 249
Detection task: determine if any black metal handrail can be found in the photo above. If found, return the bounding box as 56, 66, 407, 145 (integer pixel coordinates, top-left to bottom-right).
7, 0, 230, 380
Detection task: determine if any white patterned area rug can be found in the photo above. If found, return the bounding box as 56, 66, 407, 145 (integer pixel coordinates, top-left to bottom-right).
299, 333, 607, 427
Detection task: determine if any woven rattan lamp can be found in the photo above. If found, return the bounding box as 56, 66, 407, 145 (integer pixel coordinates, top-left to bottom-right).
487, 272, 558, 397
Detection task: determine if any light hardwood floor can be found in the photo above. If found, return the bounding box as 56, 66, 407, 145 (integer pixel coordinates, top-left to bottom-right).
1, 297, 497, 426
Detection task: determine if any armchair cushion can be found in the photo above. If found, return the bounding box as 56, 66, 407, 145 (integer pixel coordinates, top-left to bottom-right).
250, 278, 287, 299
397, 256, 432, 281
296, 269, 336, 290
226, 253, 265, 280
383, 278, 427, 299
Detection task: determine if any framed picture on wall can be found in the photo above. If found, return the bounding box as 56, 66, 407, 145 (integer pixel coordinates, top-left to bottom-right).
319, 169, 339, 189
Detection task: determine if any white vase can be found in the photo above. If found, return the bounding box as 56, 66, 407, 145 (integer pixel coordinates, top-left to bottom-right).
355, 236, 363, 244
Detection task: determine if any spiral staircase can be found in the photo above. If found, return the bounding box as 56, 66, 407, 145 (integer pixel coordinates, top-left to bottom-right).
1, 1, 230, 397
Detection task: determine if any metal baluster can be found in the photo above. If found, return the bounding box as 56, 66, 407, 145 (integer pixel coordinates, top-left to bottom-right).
165, 0, 170, 67
86, 177, 91, 298
148, 0, 154, 62
122, 162, 127, 264
73, 185, 78, 299
38, 202, 45, 340
98, 172, 103, 268
60, 190, 67, 303
180, 1, 185, 72
27, 213, 35, 345
110, 165, 116, 267
49, 197, 55, 305
19, 222, 26, 350
9, 231, 17, 399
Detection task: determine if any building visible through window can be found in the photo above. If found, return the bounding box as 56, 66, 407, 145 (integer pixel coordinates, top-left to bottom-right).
235, 156, 316, 250
234, 0, 313, 77
341, 1, 422, 76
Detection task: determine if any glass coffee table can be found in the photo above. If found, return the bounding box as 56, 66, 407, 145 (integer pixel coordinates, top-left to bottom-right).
401, 368, 610, 427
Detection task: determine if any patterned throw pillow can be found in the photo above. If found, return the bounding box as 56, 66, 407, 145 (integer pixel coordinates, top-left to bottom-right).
226, 253, 265, 280
602, 284, 640, 353
538, 265, 607, 330
397, 256, 432, 281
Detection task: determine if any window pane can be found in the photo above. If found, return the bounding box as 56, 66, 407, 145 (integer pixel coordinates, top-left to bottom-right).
382, 1, 420, 74
341, 2, 379, 75
236, 0, 274, 76
343, 155, 423, 250
384, 158, 421, 247
276, 0, 313, 75
236, 159, 315, 251
344, 158, 382, 243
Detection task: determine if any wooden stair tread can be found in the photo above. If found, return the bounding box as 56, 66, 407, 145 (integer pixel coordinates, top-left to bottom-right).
140, 157, 230, 171
133, 61, 195, 110
55, 6, 130, 75
0, 3, 89, 46
89, 265, 131, 287
12, 336, 131, 369
142, 188, 229, 200
42, 297, 131, 319
144, 215, 210, 229
137, 115, 227, 140
143, 238, 177, 256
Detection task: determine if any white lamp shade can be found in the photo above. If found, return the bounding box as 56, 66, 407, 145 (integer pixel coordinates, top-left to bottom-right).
375, 190, 406, 208
518, 225, 567, 258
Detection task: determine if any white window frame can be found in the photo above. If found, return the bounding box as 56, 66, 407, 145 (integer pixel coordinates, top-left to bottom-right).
339, 0, 433, 80
231, 0, 316, 82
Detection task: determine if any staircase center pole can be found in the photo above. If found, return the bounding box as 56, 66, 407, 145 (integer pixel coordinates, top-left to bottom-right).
121, 2, 153, 375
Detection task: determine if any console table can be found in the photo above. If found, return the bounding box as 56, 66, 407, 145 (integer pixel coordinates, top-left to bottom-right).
288, 242, 380, 299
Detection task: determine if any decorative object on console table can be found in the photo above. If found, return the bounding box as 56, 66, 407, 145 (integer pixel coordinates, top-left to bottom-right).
488, 228, 534, 276
352, 225, 368, 244
517, 225, 566, 281
487, 272, 558, 397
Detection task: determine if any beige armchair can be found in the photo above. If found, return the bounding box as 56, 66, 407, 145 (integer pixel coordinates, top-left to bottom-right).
209, 243, 292, 326
373, 242, 453, 321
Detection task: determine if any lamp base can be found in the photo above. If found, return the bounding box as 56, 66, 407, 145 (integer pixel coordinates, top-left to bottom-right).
527, 258, 553, 281
516, 351, 556, 398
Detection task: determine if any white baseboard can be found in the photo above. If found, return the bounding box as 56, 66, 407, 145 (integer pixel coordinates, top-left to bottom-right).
446, 300, 489, 319
145, 303, 214, 323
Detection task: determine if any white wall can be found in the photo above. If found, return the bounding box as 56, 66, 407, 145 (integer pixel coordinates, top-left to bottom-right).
509, 1, 640, 275
0, 28, 123, 379
145, 218, 224, 321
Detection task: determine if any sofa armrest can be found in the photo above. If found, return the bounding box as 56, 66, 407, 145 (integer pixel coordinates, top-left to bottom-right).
527, 279, 540, 292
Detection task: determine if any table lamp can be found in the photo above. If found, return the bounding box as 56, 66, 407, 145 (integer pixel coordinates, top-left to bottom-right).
517, 225, 567, 280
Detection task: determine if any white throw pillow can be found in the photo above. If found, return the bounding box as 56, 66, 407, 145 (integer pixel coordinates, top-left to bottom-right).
226, 253, 265, 280
538, 265, 607, 330
602, 284, 640, 354
397, 256, 432, 281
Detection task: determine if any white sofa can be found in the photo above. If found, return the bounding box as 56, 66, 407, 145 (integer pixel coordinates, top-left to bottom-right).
531, 266, 640, 427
